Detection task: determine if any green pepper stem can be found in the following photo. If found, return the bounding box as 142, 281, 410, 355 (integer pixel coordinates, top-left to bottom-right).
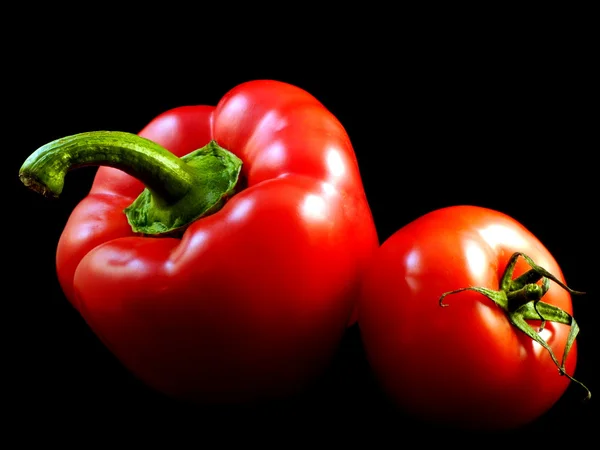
19, 131, 243, 236
19, 131, 193, 203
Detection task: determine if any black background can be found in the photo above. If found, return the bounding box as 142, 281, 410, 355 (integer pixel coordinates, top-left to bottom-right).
7, 23, 595, 445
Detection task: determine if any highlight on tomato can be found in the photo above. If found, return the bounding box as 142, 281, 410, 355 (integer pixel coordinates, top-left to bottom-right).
356, 205, 589, 430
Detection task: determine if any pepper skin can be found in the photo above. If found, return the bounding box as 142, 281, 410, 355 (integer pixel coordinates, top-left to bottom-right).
20, 80, 379, 403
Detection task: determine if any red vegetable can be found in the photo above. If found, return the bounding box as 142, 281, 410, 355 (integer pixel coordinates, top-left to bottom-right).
357, 205, 589, 430
19, 80, 378, 403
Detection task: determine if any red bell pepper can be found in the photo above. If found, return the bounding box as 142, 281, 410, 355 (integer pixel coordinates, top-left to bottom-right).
19, 80, 379, 403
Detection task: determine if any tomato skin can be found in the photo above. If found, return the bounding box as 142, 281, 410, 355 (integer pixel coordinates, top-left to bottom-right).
357, 205, 577, 430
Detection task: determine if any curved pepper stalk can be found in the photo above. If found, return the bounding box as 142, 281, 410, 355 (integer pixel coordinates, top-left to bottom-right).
19, 131, 243, 236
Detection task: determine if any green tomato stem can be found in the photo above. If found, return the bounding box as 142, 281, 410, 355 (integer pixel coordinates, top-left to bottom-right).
439, 252, 590, 401
19, 131, 243, 236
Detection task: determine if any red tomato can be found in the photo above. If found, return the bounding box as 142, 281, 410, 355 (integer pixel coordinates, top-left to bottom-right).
357, 205, 587, 430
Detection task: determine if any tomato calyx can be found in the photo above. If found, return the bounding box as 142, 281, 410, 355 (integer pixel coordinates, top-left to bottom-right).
439, 252, 591, 401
